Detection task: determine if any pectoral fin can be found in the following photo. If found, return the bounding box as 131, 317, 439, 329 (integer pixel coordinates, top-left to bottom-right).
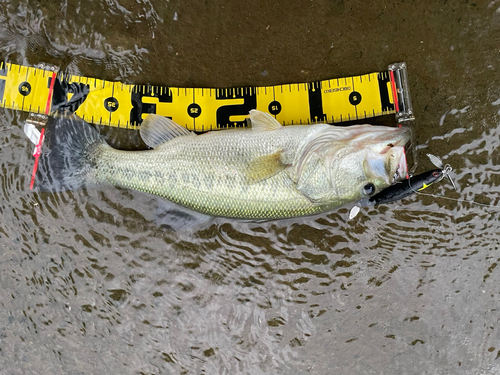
140, 114, 194, 148
245, 150, 287, 183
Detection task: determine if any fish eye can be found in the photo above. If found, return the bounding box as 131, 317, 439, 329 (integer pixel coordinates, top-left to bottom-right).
362, 183, 376, 196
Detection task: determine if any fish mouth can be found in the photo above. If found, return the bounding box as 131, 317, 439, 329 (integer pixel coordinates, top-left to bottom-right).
381, 128, 410, 184
392, 147, 408, 183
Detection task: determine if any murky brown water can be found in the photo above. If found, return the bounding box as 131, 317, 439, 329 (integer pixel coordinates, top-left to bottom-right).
1, 0, 500, 374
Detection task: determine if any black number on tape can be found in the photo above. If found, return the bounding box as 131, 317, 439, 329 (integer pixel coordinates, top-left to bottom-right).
51, 80, 90, 113
19, 82, 31, 96
268, 101, 282, 115
378, 73, 394, 112
130, 85, 173, 126
104, 97, 119, 112
216, 88, 256, 128
349, 91, 362, 106
308, 82, 326, 122
187, 103, 201, 118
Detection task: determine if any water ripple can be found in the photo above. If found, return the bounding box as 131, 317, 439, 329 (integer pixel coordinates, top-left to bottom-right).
1, 1, 500, 373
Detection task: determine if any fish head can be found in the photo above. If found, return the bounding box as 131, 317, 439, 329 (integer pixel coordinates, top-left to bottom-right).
293, 125, 411, 204
328, 125, 411, 201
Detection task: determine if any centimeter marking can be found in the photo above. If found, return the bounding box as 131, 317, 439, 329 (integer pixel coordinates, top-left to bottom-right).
0, 62, 396, 131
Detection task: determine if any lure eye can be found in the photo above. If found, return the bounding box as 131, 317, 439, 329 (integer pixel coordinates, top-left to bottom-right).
362, 183, 376, 196
432, 171, 440, 178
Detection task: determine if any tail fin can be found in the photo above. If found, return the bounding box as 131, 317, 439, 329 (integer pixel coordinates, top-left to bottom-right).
36, 115, 104, 192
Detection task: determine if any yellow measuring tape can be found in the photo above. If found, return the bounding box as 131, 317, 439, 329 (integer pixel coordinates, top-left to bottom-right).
0, 62, 413, 131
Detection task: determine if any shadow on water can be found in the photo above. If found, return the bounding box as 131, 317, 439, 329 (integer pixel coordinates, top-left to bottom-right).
0, 0, 500, 374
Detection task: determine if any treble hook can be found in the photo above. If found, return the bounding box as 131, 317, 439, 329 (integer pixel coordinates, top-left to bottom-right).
427, 154, 457, 191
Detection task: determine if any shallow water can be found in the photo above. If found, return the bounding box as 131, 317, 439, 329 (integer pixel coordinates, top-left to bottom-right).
1, 0, 500, 374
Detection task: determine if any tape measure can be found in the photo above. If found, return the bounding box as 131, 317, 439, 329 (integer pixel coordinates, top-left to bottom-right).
0, 62, 414, 131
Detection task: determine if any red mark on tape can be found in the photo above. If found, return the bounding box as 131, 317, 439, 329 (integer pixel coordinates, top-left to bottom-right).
389, 70, 399, 113
30, 71, 57, 190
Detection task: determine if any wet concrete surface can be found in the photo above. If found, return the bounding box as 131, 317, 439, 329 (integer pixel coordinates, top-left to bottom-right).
0, 0, 500, 373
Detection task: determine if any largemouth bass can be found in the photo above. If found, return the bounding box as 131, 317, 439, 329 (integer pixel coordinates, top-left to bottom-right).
37, 110, 411, 220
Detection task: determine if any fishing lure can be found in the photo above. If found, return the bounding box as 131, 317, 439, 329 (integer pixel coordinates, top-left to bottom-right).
348, 154, 456, 219
365, 168, 444, 206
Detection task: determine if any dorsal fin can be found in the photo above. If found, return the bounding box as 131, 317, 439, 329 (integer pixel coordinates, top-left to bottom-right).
140, 114, 193, 148
249, 110, 282, 131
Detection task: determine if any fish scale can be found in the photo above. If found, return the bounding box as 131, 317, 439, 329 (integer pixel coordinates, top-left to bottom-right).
92, 127, 327, 219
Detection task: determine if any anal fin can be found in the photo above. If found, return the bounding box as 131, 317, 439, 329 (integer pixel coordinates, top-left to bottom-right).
155, 198, 212, 231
